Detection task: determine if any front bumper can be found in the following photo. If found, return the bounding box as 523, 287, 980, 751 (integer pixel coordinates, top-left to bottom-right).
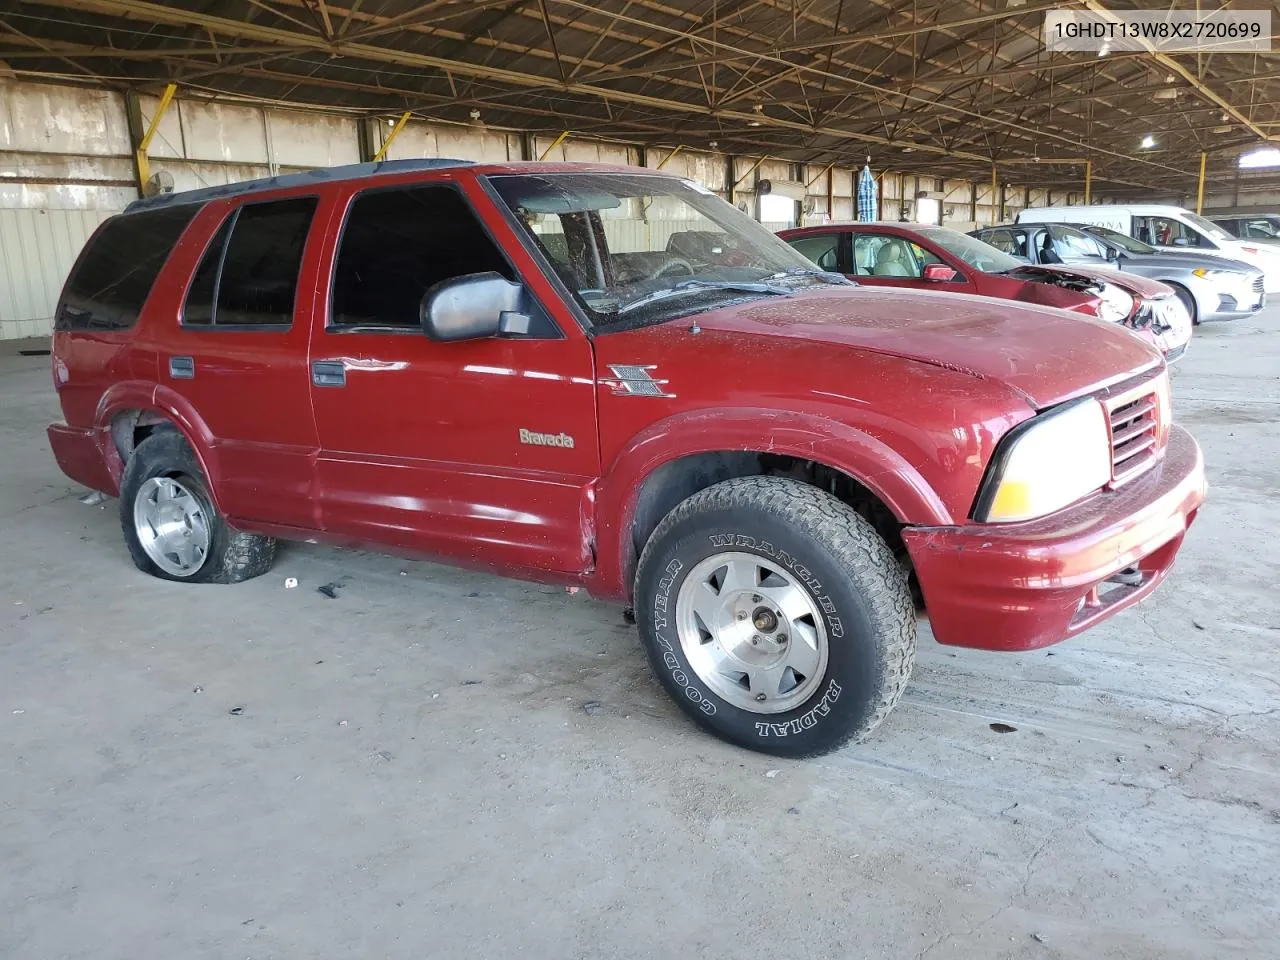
903, 425, 1205, 652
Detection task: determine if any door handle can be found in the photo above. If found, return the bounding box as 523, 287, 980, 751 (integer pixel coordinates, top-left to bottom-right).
169, 356, 195, 379
311, 360, 346, 387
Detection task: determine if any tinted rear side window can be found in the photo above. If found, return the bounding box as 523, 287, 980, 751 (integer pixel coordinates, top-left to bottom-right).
57, 206, 197, 331
183, 197, 317, 327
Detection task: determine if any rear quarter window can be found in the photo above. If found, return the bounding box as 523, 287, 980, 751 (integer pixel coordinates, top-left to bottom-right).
57, 206, 198, 331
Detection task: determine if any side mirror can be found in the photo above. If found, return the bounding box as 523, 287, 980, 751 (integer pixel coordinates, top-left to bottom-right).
1106, 247, 1119, 261
922, 263, 959, 282
420, 272, 531, 342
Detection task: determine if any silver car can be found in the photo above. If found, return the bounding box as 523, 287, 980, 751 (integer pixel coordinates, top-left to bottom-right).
1079, 224, 1265, 325
971, 222, 1263, 325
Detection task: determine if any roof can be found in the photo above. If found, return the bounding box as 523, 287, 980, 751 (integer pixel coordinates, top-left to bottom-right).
9, 0, 1280, 193
124, 158, 471, 212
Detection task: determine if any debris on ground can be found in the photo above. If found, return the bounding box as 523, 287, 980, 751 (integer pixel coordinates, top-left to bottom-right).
317, 582, 342, 599
228, 706, 244, 716
765, 769, 780, 778
583, 700, 603, 715
284, 577, 297, 589
787, 807, 800, 815
192, 685, 203, 694
989, 722, 1018, 734
1032, 932, 1047, 943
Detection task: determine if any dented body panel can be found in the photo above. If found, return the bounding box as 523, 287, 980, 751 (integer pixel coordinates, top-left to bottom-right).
48, 160, 1204, 652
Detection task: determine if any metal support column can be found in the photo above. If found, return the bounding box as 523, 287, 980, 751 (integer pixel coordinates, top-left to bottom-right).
126, 83, 177, 196
1196, 152, 1208, 214
373, 112, 411, 162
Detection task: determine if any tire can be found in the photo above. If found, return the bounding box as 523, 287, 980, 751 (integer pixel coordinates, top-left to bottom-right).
119, 429, 277, 584
634, 476, 916, 757
1171, 284, 1199, 326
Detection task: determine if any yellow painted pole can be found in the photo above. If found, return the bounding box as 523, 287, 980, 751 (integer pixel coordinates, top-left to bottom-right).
655, 144, 683, 170
1196, 151, 1207, 214
135, 82, 177, 187
1084, 159, 1092, 205
372, 112, 412, 162
537, 130, 570, 161
991, 166, 999, 225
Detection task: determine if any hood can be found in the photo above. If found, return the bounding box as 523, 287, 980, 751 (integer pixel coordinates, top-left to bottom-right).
1026, 263, 1173, 299
690, 286, 1163, 409
1120, 251, 1258, 274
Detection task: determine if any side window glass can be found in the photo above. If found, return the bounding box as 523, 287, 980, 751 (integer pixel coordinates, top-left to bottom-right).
58, 206, 197, 331
181, 198, 316, 327
331, 185, 529, 330
982, 229, 1014, 254
910, 243, 941, 267
182, 216, 232, 326
786, 234, 841, 272
217, 199, 317, 326
855, 234, 920, 278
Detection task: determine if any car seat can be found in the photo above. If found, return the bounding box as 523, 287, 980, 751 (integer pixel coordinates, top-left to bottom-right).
1039, 233, 1063, 264
872, 239, 913, 276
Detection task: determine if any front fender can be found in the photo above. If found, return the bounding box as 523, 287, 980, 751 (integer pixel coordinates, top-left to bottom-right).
588, 407, 952, 603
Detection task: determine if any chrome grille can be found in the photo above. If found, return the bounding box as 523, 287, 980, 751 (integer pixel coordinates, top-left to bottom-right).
1253, 275, 1265, 294
1107, 389, 1160, 484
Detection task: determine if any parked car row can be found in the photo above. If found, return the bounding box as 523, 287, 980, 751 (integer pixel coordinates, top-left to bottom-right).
778, 222, 1193, 362
970, 221, 1264, 325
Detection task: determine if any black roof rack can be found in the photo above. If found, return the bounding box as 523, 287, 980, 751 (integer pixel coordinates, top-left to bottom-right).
124, 158, 472, 213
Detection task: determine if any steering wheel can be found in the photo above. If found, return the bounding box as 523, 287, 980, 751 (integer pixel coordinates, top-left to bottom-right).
653, 257, 695, 280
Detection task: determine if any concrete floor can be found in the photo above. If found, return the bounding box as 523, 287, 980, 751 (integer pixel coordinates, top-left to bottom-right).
1, 310, 1277, 960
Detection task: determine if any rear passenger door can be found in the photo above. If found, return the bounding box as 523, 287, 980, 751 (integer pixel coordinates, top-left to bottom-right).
306, 180, 599, 576
165, 196, 323, 529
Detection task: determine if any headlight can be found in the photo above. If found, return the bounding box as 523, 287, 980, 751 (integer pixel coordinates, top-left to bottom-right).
1192, 267, 1231, 278
1096, 283, 1135, 323
973, 399, 1112, 523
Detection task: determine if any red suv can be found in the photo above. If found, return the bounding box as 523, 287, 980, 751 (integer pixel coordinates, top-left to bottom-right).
48, 160, 1206, 757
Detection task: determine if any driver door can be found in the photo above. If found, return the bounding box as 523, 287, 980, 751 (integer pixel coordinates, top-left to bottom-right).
850, 232, 974, 292
307, 180, 599, 576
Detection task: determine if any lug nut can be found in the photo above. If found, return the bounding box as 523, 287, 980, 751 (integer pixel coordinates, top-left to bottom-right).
755, 693, 767, 702
736, 611, 748, 620
776, 634, 787, 644
751, 635, 763, 645
752, 594, 762, 603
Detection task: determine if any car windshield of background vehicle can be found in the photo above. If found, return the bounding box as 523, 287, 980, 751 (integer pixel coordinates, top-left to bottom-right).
1183, 213, 1236, 242
1241, 217, 1280, 239
918, 227, 1023, 273
1085, 224, 1156, 254
488, 173, 835, 328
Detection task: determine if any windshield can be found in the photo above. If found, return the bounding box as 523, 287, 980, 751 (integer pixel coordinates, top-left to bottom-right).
488, 172, 825, 327
916, 226, 1022, 272
1083, 224, 1155, 254
1183, 212, 1235, 242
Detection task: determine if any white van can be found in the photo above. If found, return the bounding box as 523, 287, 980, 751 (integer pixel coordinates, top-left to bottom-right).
1018, 203, 1280, 293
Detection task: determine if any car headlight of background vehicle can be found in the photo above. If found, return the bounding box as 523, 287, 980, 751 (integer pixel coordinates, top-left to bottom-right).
974, 399, 1112, 523
1096, 283, 1135, 323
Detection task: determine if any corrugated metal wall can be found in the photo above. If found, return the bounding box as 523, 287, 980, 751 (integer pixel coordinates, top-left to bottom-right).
0, 208, 112, 339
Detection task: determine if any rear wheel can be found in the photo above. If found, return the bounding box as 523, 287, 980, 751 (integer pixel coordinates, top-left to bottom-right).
634, 476, 916, 757
120, 430, 277, 583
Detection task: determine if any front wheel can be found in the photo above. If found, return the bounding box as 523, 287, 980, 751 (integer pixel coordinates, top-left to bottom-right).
634, 477, 916, 757
1171, 284, 1199, 326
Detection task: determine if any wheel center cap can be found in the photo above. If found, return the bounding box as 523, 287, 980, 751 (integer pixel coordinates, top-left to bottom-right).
751, 606, 778, 632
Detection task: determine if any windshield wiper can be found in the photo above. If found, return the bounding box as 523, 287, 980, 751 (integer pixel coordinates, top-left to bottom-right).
766, 266, 855, 285
617, 279, 791, 314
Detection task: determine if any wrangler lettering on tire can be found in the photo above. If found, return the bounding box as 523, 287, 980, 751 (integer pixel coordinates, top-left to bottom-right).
634, 476, 916, 758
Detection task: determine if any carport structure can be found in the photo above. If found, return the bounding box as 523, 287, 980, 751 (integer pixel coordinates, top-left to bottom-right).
4, 0, 1280, 196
